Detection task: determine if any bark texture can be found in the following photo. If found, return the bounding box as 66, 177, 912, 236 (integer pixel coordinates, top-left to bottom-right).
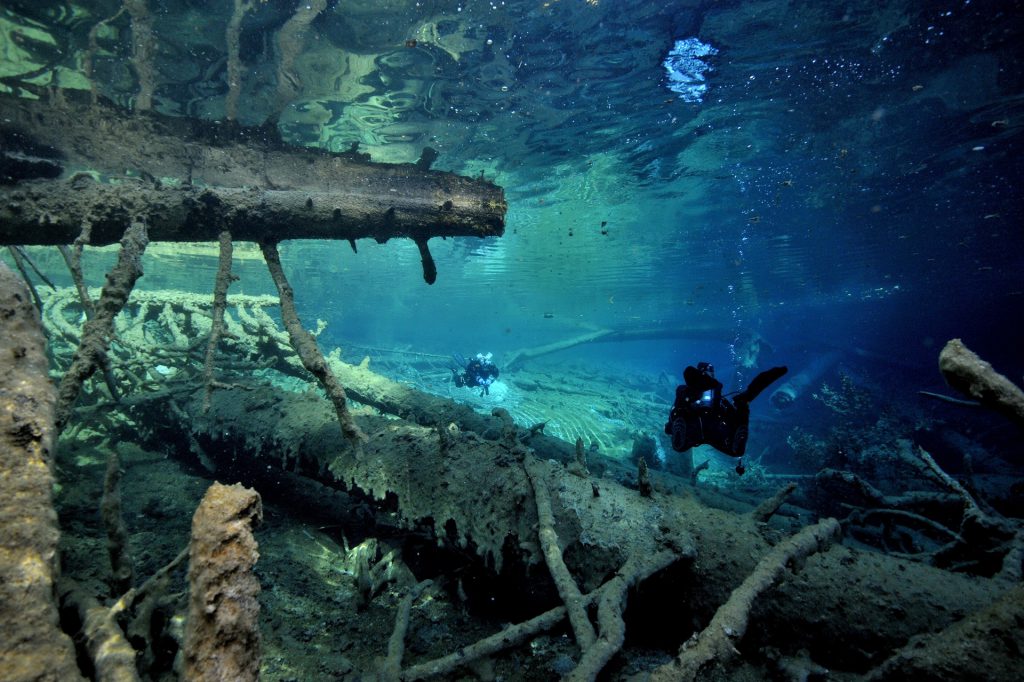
126, 381, 1012, 675
0, 261, 83, 682
183, 482, 263, 682
0, 91, 506, 247
939, 338, 1024, 430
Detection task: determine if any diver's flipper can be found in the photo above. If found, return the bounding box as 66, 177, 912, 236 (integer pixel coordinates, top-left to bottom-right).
739, 365, 788, 403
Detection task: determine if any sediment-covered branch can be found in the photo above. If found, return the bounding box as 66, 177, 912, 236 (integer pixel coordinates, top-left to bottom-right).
939, 338, 1024, 430
261, 241, 364, 445
402, 550, 684, 681
0, 262, 83, 681
55, 222, 148, 431
58, 579, 140, 682
102, 450, 135, 596
650, 518, 841, 681
379, 580, 433, 681
750, 482, 798, 523
524, 455, 596, 649
203, 230, 236, 411
183, 482, 263, 682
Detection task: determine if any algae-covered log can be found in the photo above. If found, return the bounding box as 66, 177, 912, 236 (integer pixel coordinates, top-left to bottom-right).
0, 91, 506, 247
126, 382, 1011, 676
0, 262, 83, 681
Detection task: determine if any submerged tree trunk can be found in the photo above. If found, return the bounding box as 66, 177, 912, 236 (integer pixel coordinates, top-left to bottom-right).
125, 380, 1012, 677
0, 91, 506, 247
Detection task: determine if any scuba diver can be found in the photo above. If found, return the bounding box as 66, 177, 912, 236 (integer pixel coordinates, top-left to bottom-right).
665, 362, 788, 474
451, 352, 500, 395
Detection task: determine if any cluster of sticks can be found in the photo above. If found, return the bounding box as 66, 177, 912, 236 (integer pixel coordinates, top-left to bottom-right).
820, 339, 1024, 578
366, 440, 832, 681
7, 209, 361, 677
1, 257, 266, 681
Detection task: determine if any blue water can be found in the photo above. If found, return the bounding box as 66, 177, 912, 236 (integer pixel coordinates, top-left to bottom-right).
4, 0, 1022, 466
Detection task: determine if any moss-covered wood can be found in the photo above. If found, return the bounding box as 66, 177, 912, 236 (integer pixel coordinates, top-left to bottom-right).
0, 262, 83, 682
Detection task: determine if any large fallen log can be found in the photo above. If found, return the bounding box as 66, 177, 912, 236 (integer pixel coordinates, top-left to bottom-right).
126, 381, 1012, 676
0, 91, 506, 251
503, 325, 758, 371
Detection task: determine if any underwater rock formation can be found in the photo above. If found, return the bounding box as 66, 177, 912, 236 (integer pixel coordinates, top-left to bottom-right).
0, 262, 83, 681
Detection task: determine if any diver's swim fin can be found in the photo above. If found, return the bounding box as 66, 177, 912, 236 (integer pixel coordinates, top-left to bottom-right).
740, 365, 788, 403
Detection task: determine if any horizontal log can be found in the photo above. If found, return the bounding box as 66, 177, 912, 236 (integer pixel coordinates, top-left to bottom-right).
128, 381, 1007, 675
0, 91, 506, 247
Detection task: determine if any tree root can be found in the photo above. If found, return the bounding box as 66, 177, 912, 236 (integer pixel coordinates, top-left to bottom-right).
260, 240, 365, 447
5, 245, 43, 311
203, 230, 237, 412
55, 221, 148, 431
650, 518, 840, 681
102, 449, 134, 597
567, 550, 680, 682
524, 455, 596, 649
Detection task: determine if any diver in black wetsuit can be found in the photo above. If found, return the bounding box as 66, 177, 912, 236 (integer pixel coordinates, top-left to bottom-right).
451, 352, 500, 395
665, 362, 788, 474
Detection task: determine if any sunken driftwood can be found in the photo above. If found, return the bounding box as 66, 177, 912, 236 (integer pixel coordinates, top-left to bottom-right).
504, 325, 746, 371
54, 221, 149, 432
124, 381, 1015, 678
0, 262, 84, 681
183, 482, 263, 682
0, 91, 506, 256
939, 338, 1024, 430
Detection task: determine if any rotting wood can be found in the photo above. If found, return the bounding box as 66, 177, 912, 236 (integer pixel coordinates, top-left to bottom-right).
939, 338, 1024, 430
0, 91, 506, 253
124, 381, 1011, 675
0, 262, 83, 682
54, 221, 149, 432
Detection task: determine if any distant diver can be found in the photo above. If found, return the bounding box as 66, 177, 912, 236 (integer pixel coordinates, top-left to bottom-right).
665, 362, 788, 475
452, 352, 500, 396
